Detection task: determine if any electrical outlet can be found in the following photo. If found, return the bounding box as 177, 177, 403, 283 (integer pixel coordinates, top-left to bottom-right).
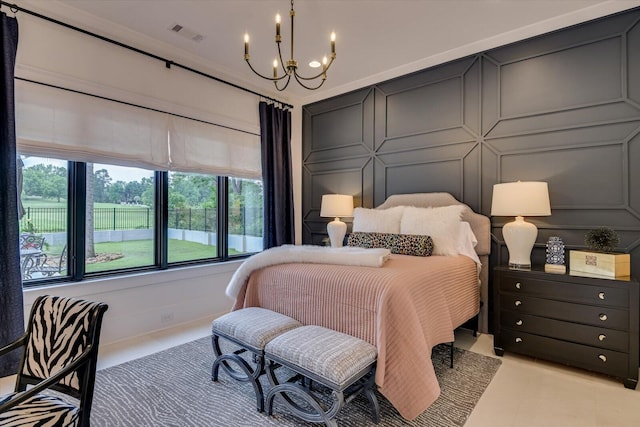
160, 312, 174, 323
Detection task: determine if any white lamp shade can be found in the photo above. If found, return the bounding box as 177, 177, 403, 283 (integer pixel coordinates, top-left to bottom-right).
320, 194, 354, 218
491, 181, 551, 217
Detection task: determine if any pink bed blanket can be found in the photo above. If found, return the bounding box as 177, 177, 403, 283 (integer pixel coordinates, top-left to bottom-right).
232, 253, 479, 420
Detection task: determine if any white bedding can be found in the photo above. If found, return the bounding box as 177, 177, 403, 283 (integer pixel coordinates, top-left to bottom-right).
225, 245, 391, 300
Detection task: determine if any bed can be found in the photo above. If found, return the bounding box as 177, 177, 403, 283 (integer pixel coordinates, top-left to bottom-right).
228, 193, 490, 420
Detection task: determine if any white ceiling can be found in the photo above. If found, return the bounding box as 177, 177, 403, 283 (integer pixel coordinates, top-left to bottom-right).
32, 0, 640, 104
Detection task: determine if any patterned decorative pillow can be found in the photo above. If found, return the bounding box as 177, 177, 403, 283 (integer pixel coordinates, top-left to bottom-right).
347, 232, 433, 257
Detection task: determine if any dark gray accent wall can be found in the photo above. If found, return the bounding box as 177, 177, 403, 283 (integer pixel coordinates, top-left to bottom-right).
302, 8, 640, 279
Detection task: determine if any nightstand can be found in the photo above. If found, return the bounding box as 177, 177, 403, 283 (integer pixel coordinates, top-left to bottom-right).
493, 266, 639, 389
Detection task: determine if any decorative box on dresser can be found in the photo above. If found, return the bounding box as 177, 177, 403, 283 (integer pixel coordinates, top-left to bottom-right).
493, 266, 639, 389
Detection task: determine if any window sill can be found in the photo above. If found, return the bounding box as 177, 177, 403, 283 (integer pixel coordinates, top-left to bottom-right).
22, 259, 243, 305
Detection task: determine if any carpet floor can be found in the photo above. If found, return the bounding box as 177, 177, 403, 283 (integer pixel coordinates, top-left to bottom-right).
91, 337, 501, 426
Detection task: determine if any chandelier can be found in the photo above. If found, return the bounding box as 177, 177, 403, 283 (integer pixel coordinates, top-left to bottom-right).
243, 0, 336, 91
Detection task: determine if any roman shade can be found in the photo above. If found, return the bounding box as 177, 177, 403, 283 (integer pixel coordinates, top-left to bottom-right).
168, 115, 261, 179
15, 80, 170, 170
14, 79, 261, 178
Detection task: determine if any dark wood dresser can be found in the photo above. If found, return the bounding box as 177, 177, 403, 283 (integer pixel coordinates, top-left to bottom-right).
493, 266, 639, 389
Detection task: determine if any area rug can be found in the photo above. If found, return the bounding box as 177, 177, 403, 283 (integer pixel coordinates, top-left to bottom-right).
91, 337, 501, 426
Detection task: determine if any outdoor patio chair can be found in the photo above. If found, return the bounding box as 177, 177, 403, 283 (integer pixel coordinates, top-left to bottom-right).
0, 295, 109, 426
19, 233, 45, 251
32, 245, 68, 277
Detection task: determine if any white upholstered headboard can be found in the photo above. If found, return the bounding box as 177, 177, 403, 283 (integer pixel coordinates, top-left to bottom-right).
376, 192, 491, 333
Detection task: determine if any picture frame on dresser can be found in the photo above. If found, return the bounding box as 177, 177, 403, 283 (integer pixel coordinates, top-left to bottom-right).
493, 266, 639, 389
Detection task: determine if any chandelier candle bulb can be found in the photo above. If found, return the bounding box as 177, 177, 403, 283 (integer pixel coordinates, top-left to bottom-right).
273, 59, 278, 78
244, 0, 336, 91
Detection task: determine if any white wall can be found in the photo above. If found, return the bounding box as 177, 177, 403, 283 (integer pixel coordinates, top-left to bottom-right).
11, 0, 304, 346
23, 262, 241, 345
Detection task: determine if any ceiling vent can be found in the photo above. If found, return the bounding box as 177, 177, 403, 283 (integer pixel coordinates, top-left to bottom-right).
168, 23, 205, 43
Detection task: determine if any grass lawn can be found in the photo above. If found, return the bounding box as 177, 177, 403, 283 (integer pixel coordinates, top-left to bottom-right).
85, 239, 225, 272
44, 239, 241, 274
22, 198, 67, 209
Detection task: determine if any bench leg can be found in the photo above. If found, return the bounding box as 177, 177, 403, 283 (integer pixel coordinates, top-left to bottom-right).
265, 361, 342, 427
211, 334, 265, 412
362, 372, 380, 424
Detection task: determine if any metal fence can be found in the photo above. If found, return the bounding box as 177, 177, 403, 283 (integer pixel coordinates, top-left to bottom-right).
94, 207, 153, 231
19, 206, 262, 236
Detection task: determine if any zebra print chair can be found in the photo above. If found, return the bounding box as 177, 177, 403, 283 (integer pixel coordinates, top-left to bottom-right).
0, 295, 108, 426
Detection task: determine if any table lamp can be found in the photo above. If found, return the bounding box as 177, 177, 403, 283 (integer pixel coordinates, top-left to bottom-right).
491, 181, 551, 269
320, 194, 354, 248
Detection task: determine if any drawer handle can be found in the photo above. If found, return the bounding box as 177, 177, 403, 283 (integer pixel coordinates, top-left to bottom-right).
515, 300, 522, 307
598, 354, 607, 363
598, 292, 605, 300
516, 320, 523, 326
599, 313, 608, 321
515, 282, 521, 290
598, 334, 607, 341
515, 337, 523, 343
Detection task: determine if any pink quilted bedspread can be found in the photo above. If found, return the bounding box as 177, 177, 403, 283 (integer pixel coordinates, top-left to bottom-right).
232, 254, 478, 420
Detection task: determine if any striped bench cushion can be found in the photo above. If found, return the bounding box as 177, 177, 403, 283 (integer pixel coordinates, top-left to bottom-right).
265, 325, 377, 389
212, 307, 301, 350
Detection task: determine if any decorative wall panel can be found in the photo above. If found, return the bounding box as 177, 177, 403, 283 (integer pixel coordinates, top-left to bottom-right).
499, 38, 622, 117
303, 8, 640, 331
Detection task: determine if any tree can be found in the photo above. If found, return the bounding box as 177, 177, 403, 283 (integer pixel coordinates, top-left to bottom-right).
141, 186, 154, 207
108, 181, 126, 204
124, 180, 145, 204
93, 169, 112, 203
22, 163, 67, 200
41, 175, 67, 202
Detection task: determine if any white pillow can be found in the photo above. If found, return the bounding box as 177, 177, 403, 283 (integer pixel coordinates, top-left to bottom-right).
400, 205, 465, 256
457, 221, 480, 264
352, 206, 404, 234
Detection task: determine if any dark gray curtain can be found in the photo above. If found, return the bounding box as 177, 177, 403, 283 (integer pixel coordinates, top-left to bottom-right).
259, 101, 294, 249
0, 11, 23, 377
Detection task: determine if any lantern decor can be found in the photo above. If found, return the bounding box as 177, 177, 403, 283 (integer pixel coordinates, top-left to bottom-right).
545, 236, 566, 274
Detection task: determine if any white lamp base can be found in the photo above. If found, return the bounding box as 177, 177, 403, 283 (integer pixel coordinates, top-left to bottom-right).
503, 216, 538, 269
327, 217, 347, 248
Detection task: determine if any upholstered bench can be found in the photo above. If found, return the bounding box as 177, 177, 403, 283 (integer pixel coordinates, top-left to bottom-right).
211, 307, 302, 412
264, 325, 379, 427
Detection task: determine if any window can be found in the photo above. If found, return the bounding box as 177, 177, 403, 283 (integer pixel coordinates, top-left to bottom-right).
228, 177, 263, 255
19, 156, 69, 281
167, 172, 218, 263
18, 157, 263, 286
16, 80, 264, 286
85, 163, 155, 273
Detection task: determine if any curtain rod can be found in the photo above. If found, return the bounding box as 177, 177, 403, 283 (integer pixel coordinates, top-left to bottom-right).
0, 0, 294, 109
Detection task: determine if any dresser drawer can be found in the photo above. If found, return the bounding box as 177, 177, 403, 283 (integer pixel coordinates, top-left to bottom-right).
500, 273, 628, 307
501, 310, 629, 352
500, 329, 629, 378
501, 293, 629, 330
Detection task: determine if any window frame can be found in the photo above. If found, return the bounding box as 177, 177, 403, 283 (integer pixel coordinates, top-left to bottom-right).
21, 162, 259, 288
